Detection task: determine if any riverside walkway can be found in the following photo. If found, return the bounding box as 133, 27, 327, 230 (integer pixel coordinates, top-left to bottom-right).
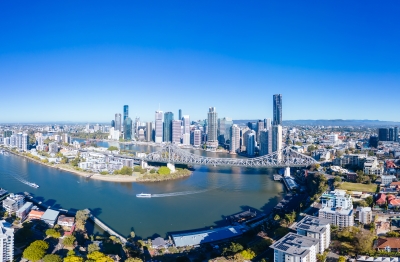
85, 209, 127, 244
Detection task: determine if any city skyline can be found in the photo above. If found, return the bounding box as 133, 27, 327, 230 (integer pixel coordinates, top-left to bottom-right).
1, 1, 400, 122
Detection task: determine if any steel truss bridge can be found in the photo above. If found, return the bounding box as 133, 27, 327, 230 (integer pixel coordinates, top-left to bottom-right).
140, 144, 317, 168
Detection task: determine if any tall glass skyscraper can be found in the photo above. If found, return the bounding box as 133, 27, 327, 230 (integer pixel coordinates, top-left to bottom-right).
123, 117, 132, 140
115, 113, 121, 131
123, 105, 129, 121
273, 94, 282, 125
163, 112, 174, 142
207, 107, 218, 142
155, 111, 163, 143
179, 109, 182, 121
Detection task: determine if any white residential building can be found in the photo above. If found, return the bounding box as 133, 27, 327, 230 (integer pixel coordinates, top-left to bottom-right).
182, 133, 190, 145
182, 115, 190, 134
356, 207, 373, 224
381, 175, 396, 186
272, 125, 282, 153
229, 124, 240, 154
363, 157, 383, 175
271, 233, 319, 262
295, 216, 331, 254
2, 194, 25, 213
191, 130, 201, 147
319, 190, 354, 228
0, 220, 14, 262
48, 142, 58, 154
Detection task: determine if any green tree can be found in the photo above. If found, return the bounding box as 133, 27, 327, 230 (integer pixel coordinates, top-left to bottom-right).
354, 229, 375, 253
43, 254, 62, 262
46, 228, 61, 238
63, 235, 76, 246
107, 146, 119, 151
119, 166, 133, 175
222, 242, 243, 256
240, 249, 256, 260
158, 166, 171, 175
125, 258, 143, 262
365, 196, 374, 206
130, 231, 136, 238
88, 243, 100, 253
23, 240, 49, 261
75, 209, 90, 231
338, 256, 346, 262
274, 214, 281, 221
87, 251, 113, 262
64, 256, 84, 262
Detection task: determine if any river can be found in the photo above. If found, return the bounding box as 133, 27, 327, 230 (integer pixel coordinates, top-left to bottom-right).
0, 142, 284, 239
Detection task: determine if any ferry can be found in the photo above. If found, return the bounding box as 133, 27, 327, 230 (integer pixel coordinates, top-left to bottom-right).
136, 193, 152, 198
29, 183, 39, 188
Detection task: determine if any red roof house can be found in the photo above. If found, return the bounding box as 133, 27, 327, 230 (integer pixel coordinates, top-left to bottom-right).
376, 193, 387, 205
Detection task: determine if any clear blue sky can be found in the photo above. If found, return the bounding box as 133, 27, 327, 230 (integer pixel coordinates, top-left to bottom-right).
1, 1, 399, 123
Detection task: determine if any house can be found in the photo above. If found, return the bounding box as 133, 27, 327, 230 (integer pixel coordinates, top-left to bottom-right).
376, 238, 400, 252
152, 237, 167, 249
57, 215, 75, 227
389, 199, 400, 208
28, 210, 45, 220
376, 193, 386, 205
41, 209, 60, 227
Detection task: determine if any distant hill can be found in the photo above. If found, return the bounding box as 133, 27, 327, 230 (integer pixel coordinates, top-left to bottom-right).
233, 119, 400, 127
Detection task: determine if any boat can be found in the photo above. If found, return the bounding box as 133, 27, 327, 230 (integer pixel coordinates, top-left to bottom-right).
136, 193, 152, 198
30, 183, 39, 188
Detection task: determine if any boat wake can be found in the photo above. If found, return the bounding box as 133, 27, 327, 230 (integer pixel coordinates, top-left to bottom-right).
151, 189, 209, 198
5, 173, 39, 188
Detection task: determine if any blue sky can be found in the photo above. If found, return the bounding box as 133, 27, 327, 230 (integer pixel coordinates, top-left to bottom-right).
1, 1, 399, 123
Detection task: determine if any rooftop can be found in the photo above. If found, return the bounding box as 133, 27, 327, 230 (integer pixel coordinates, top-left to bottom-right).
295, 216, 330, 234
377, 237, 400, 249
270, 233, 319, 258
41, 209, 60, 222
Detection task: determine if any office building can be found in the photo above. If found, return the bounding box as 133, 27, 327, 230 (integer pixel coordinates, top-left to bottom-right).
395, 127, 399, 142
264, 118, 272, 130
0, 220, 14, 262
182, 133, 190, 145
163, 112, 174, 142
191, 130, 202, 147
295, 216, 331, 254
179, 109, 182, 121
123, 105, 129, 121
389, 128, 394, 141
207, 107, 218, 148
172, 120, 182, 144
155, 110, 164, 143
123, 117, 133, 140
145, 122, 153, 142
115, 113, 122, 131
111, 120, 115, 128
3, 131, 12, 138
229, 124, 240, 154
256, 120, 264, 144
217, 117, 233, 145
271, 233, 319, 262
182, 115, 190, 134
272, 125, 282, 152
369, 135, 379, 148
259, 129, 271, 156
247, 131, 256, 156
273, 94, 282, 125
378, 128, 389, 141
318, 190, 354, 228
247, 122, 257, 131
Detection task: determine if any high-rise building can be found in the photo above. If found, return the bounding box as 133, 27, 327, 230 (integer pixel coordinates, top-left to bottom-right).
256, 120, 264, 144
163, 112, 174, 142
271, 233, 319, 262
123, 105, 129, 121
378, 128, 389, 141
0, 220, 14, 262
264, 118, 271, 130
179, 109, 182, 121
273, 94, 282, 125
259, 129, 271, 156
182, 133, 190, 145
319, 189, 354, 228
115, 113, 122, 131
191, 130, 201, 147
207, 107, 218, 142
229, 124, 240, 154
218, 117, 233, 145
369, 135, 379, 148
272, 125, 282, 152
182, 115, 190, 134
172, 120, 182, 144
247, 131, 256, 157
111, 120, 115, 128
22, 133, 29, 151
389, 128, 394, 141
247, 122, 257, 131
123, 117, 133, 140
145, 122, 153, 142
155, 111, 164, 143
395, 127, 399, 142
295, 216, 331, 254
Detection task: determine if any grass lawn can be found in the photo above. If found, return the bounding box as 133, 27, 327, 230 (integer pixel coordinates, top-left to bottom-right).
338, 182, 377, 193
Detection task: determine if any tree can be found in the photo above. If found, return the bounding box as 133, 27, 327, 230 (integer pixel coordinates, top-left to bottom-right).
45, 228, 61, 238
222, 242, 243, 256
316, 251, 328, 262
75, 209, 90, 231
158, 166, 171, 175
43, 254, 62, 262
63, 235, 76, 246
125, 259, 143, 262
88, 243, 101, 253
130, 231, 136, 238
23, 240, 49, 261
274, 214, 281, 221
354, 229, 375, 253
338, 256, 346, 262
108, 146, 119, 151
64, 256, 84, 262
87, 251, 113, 262
240, 249, 256, 260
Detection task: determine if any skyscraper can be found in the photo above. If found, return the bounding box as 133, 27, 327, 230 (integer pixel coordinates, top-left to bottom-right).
229, 124, 240, 154
259, 129, 271, 156
115, 113, 122, 131
218, 117, 233, 145
264, 118, 272, 130
123, 105, 129, 121
155, 111, 163, 143
256, 120, 265, 144
111, 120, 115, 128
123, 117, 132, 140
207, 107, 218, 142
389, 128, 394, 141
182, 115, 190, 134
179, 109, 182, 121
22, 133, 29, 151
163, 112, 174, 142
395, 127, 399, 142
247, 131, 256, 157
0, 220, 14, 262
191, 129, 202, 147
378, 128, 389, 141
272, 125, 283, 152
273, 94, 282, 125
145, 122, 153, 142
172, 120, 182, 144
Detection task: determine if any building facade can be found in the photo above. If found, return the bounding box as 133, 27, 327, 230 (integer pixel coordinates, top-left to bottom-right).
172, 120, 182, 144
229, 124, 240, 154
155, 111, 163, 143
272, 125, 282, 152
0, 220, 14, 262
123, 105, 129, 121
295, 216, 331, 254
273, 94, 282, 125
163, 112, 174, 142
123, 117, 132, 140
247, 131, 256, 156
115, 113, 122, 131
318, 190, 354, 228
271, 233, 319, 262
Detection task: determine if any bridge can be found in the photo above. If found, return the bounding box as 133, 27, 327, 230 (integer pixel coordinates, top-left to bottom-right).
139, 144, 317, 168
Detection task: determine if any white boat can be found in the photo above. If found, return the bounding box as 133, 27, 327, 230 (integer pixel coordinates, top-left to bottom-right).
30, 183, 39, 188
136, 193, 152, 198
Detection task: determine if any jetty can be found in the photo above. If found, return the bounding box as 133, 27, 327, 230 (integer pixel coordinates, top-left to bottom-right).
85, 209, 127, 244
